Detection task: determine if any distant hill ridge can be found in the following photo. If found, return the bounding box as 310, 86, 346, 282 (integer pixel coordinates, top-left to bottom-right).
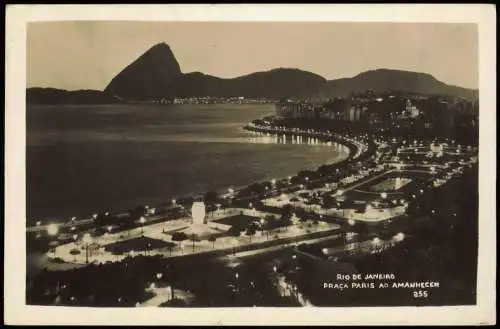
27, 42, 478, 104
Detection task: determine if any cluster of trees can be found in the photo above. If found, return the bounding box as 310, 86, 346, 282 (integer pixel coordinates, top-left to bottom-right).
27, 256, 182, 307
225, 208, 299, 241
170, 231, 220, 251
27, 249, 299, 308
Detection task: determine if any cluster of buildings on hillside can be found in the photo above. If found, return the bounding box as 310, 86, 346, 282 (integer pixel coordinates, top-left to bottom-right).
276, 98, 420, 121
275, 94, 479, 129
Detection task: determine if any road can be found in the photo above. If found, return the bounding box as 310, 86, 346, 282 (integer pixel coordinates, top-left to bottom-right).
220, 232, 344, 259
27, 218, 94, 233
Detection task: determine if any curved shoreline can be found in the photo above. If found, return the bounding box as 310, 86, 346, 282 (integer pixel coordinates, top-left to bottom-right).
27, 121, 370, 231
243, 121, 370, 166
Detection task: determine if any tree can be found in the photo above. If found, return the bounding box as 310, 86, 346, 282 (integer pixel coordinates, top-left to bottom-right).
281, 204, 293, 217
208, 235, 217, 248
129, 206, 147, 221
189, 233, 201, 252
312, 219, 320, 231
318, 164, 334, 176
177, 196, 194, 208
264, 215, 278, 230
204, 190, 218, 205
322, 195, 337, 209
164, 263, 178, 301
245, 227, 257, 242
171, 232, 188, 253
227, 225, 243, 238
246, 182, 266, 196
279, 214, 293, 229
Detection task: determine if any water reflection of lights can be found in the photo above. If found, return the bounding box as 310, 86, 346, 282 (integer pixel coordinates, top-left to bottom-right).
249, 131, 346, 148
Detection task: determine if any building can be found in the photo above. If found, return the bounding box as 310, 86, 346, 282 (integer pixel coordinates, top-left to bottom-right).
347, 105, 366, 121
403, 99, 420, 118
320, 98, 367, 122
275, 100, 322, 119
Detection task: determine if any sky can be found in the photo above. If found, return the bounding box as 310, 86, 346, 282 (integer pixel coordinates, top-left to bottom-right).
27, 21, 478, 90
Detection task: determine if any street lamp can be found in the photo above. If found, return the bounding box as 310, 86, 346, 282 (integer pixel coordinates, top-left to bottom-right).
234, 272, 240, 294
259, 218, 267, 239
371, 237, 381, 252
47, 223, 59, 237
72, 234, 79, 260
139, 217, 146, 235
82, 233, 93, 264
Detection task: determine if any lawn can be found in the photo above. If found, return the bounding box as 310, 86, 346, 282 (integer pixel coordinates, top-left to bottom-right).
370, 177, 413, 192
341, 170, 432, 203
104, 236, 176, 254
214, 214, 261, 230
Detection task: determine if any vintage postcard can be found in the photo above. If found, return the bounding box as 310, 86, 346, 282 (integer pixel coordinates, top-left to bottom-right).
4, 4, 496, 326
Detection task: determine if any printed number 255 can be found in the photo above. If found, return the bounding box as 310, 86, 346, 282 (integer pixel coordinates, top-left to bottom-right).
413, 290, 428, 298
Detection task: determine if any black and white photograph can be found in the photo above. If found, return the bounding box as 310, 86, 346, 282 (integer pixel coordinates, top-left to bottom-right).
4, 4, 496, 326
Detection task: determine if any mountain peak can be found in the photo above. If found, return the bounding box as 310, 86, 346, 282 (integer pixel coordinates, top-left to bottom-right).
141, 42, 177, 61
104, 42, 182, 100
314, 68, 476, 100
148, 42, 172, 52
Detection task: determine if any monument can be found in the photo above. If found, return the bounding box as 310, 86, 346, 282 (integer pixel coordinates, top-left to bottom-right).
178, 200, 219, 238
191, 201, 206, 225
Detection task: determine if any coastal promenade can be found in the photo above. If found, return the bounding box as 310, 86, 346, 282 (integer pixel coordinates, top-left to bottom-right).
243, 121, 368, 160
